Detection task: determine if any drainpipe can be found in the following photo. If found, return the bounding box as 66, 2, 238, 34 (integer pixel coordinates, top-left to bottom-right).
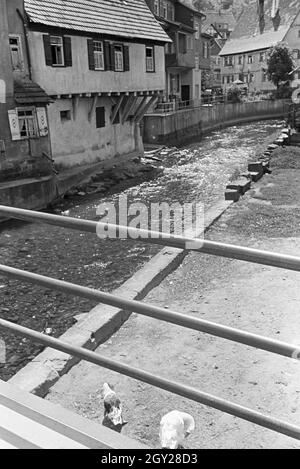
16, 8, 32, 80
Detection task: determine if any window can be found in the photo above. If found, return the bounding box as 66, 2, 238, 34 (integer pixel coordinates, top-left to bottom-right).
162, 1, 167, 19
153, 0, 159, 15
259, 52, 266, 62
195, 55, 199, 70
94, 41, 104, 70
96, 107, 105, 128
238, 55, 243, 65
18, 108, 38, 139
114, 45, 124, 71
248, 55, 253, 64
293, 49, 300, 60
178, 33, 187, 54
146, 46, 155, 72
224, 56, 233, 66
203, 41, 209, 58
9, 36, 23, 71
0, 140, 5, 157
50, 36, 64, 66
60, 110, 71, 122
187, 35, 193, 50
195, 22, 200, 40
170, 74, 180, 93
166, 42, 175, 54
43, 35, 72, 67
169, 5, 175, 21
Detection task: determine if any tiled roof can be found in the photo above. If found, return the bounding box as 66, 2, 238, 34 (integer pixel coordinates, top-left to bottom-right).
202, 9, 236, 32
220, 0, 300, 55
24, 0, 171, 43
14, 79, 53, 104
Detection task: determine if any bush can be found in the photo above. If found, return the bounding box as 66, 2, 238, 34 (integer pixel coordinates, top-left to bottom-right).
227, 85, 242, 103
271, 84, 293, 100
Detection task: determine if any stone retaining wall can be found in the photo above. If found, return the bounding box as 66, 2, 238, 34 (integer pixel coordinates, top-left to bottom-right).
143, 100, 289, 146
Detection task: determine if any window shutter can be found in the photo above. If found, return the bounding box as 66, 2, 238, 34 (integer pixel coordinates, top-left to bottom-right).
36, 107, 48, 137
63, 36, 72, 67
43, 34, 52, 66
104, 41, 112, 70
123, 45, 130, 71
87, 39, 95, 70
8, 109, 20, 141
110, 43, 115, 71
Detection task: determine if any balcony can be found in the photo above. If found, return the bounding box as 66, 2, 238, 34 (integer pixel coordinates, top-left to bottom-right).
165, 50, 195, 70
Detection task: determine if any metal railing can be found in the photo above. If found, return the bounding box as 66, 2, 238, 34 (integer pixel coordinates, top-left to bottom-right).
1, 205, 300, 443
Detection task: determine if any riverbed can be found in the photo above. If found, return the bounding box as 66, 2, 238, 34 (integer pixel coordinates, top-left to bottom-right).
0, 120, 283, 380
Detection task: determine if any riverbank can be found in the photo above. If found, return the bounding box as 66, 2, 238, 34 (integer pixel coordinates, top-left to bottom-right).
44, 144, 300, 449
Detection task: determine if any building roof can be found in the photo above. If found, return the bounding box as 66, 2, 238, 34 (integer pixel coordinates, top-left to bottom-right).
219, 0, 300, 56
14, 79, 52, 104
24, 0, 171, 43
202, 9, 236, 32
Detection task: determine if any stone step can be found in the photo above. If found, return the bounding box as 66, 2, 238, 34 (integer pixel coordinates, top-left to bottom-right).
225, 189, 240, 202
249, 171, 263, 182
262, 161, 271, 173
248, 161, 263, 173
290, 134, 300, 144
226, 178, 251, 195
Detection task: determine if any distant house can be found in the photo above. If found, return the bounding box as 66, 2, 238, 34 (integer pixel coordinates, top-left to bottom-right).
198, 8, 236, 91
23, 0, 170, 168
209, 38, 226, 90
0, 0, 52, 182
202, 8, 236, 40
145, 0, 205, 105
219, 0, 300, 93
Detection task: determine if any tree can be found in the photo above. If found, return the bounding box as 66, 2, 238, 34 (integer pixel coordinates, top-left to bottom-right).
227, 84, 242, 103
201, 69, 215, 90
267, 43, 294, 89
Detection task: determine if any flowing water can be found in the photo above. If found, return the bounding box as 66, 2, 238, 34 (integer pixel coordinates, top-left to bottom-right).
0, 120, 283, 379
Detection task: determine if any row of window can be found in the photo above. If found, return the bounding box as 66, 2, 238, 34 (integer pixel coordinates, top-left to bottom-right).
224, 52, 267, 67
222, 74, 255, 84
60, 106, 120, 128
222, 48, 300, 68
43, 34, 155, 72
222, 71, 271, 85
8, 103, 119, 142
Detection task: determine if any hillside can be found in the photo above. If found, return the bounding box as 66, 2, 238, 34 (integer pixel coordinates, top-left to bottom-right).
185, 0, 252, 18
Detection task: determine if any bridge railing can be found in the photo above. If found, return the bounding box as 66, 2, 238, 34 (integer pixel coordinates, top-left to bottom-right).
1, 205, 300, 444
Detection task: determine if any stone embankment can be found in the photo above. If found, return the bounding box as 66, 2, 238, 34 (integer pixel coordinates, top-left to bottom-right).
224, 127, 290, 202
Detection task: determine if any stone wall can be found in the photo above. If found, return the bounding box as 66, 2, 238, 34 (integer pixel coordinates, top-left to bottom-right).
0, 175, 57, 212
142, 99, 289, 146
